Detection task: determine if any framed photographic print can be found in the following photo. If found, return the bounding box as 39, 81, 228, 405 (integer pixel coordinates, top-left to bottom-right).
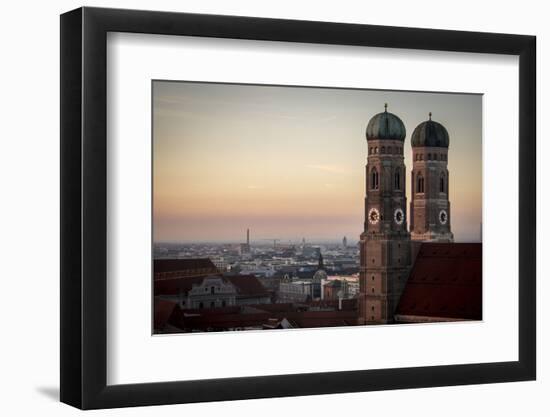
60, 6, 536, 410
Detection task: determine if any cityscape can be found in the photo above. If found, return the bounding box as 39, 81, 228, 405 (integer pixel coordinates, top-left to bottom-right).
153, 82, 482, 333
154, 233, 361, 332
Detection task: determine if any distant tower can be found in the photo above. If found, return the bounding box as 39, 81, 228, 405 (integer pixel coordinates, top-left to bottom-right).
410, 113, 454, 242
312, 252, 327, 299
359, 104, 411, 325
342, 236, 348, 248
246, 228, 250, 246
318, 252, 324, 269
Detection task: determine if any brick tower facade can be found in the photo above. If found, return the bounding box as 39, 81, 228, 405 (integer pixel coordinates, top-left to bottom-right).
359, 105, 411, 325
410, 113, 454, 242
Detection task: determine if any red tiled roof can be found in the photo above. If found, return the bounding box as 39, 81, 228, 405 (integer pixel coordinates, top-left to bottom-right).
171, 308, 358, 331
155, 275, 206, 296
154, 258, 219, 278
153, 297, 178, 330
395, 243, 482, 320
226, 275, 269, 297
309, 298, 358, 311
154, 273, 269, 298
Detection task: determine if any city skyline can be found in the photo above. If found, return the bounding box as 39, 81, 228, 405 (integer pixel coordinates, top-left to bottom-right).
153, 81, 482, 243
154, 234, 357, 245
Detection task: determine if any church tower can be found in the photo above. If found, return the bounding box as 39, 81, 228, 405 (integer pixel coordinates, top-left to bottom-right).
410, 113, 454, 242
312, 252, 326, 299
359, 104, 411, 325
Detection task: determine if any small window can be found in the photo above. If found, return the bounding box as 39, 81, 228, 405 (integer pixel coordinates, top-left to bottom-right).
371, 287, 375, 293
381, 146, 385, 153
210, 301, 215, 308
374, 147, 378, 154
199, 302, 204, 309
416, 174, 425, 193
371, 168, 379, 190
428, 153, 432, 160
222, 300, 226, 307
434, 153, 438, 161
371, 306, 375, 311
440, 173, 446, 193
211, 286, 215, 294
369, 147, 372, 155
394, 169, 401, 190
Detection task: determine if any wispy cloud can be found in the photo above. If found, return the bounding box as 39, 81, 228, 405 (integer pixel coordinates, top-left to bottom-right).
306, 164, 349, 175
247, 185, 265, 190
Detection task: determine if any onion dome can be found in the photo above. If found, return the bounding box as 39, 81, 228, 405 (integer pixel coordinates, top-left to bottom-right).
411, 113, 450, 148
366, 103, 406, 141
313, 269, 327, 282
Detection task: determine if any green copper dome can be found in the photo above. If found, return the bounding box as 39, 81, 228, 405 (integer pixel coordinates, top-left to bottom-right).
366, 104, 406, 141
411, 114, 450, 148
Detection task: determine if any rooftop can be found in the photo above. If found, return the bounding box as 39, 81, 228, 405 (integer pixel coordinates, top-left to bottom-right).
395, 243, 482, 321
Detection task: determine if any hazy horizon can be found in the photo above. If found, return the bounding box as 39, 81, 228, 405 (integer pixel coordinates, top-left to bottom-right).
153, 81, 482, 243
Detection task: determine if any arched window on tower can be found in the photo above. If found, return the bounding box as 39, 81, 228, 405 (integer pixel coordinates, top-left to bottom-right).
394, 169, 401, 190
416, 173, 424, 193
440, 173, 446, 193
371, 167, 379, 190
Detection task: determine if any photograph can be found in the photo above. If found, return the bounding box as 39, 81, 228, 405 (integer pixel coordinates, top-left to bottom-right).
152, 81, 483, 333
51, 3, 539, 412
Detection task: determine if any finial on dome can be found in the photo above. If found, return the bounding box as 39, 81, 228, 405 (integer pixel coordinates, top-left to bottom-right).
429, 112, 432, 121
384, 103, 388, 112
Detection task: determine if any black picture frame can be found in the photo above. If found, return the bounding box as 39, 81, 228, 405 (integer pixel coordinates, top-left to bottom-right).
60, 6, 536, 410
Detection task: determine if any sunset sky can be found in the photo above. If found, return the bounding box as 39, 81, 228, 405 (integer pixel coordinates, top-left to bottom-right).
153, 81, 482, 244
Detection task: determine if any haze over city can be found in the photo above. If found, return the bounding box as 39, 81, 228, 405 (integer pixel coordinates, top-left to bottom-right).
153, 81, 482, 243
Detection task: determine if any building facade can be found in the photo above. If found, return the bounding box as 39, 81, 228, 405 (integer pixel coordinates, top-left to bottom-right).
278, 280, 313, 303
186, 276, 237, 309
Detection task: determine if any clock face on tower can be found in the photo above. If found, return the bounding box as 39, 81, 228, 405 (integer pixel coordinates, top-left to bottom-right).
439, 209, 448, 225
394, 208, 404, 225
368, 208, 380, 225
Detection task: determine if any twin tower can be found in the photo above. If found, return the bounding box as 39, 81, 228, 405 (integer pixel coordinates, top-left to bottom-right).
358, 104, 453, 325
